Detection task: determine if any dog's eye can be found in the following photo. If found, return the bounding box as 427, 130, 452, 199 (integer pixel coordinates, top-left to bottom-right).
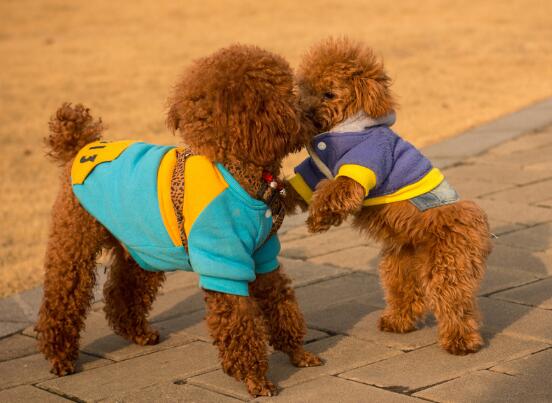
323, 92, 335, 100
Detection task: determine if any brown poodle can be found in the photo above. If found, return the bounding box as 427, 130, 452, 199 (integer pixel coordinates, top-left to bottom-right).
35, 44, 321, 397
285, 38, 492, 355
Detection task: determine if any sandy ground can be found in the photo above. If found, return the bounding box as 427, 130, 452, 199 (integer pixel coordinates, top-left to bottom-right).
1, 0, 551, 297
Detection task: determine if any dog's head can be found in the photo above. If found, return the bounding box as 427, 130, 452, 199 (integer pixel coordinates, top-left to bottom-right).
297, 37, 396, 133
167, 44, 305, 167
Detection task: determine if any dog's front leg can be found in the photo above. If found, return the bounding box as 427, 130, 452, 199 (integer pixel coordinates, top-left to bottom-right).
203, 290, 276, 397
250, 268, 323, 368
307, 176, 366, 233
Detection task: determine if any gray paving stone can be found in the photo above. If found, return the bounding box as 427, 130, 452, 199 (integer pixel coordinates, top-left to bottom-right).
479, 265, 540, 296
414, 369, 552, 402
480, 297, 552, 342
484, 141, 552, 167
38, 341, 219, 401
295, 272, 384, 314
492, 277, 552, 309
416, 347, 552, 402
483, 178, 552, 204
0, 352, 110, 391
280, 257, 347, 287
189, 335, 401, 399
280, 224, 310, 242
159, 271, 199, 294
305, 299, 437, 352
488, 218, 524, 236
0, 321, 30, 339
309, 245, 381, 273
281, 226, 370, 259
488, 126, 552, 156
477, 198, 552, 227
448, 178, 514, 199
104, 382, 242, 402
431, 157, 463, 169
495, 222, 552, 252
149, 285, 205, 323
153, 309, 327, 345
10, 287, 42, 323
80, 311, 197, 361
280, 212, 308, 233
423, 98, 552, 159
255, 375, 421, 402
444, 161, 552, 186
0, 334, 37, 362
492, 346, 552, 376
0, 385, 70, 402
0, 295, 29, 323
487, 244, 552, 277
339, 333, 546, 392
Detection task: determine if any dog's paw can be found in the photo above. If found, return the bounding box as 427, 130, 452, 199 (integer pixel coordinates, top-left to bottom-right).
246, 377, 278, 397
378, 313, 417, 333
306, 213, 333, 233
131, 329, 160, 346
290, 349, 324, 367
441, 332, 483, 355
50, 359, 75, 377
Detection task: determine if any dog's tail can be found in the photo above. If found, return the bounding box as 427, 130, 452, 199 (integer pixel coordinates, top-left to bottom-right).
45, 103, 104, 164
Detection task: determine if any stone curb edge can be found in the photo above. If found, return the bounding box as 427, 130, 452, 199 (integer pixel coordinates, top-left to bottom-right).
424, 97, 552, 169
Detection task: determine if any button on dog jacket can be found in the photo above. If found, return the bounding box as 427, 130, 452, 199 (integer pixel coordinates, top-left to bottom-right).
71, 141, 280, 296
290, 124, 445, 206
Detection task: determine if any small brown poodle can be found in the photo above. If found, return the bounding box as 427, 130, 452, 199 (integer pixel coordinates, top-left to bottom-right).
285, 38, 492, 355
35, 44, 321, 397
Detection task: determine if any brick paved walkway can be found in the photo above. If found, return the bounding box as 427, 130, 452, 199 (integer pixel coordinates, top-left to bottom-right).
1, 99, 552, 402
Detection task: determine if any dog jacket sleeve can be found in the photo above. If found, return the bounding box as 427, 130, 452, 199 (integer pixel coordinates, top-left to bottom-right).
184, 157, 280, 296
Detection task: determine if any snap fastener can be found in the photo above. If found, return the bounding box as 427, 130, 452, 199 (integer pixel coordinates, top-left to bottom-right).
317, 141, 327, 151
265, 209, 272, 218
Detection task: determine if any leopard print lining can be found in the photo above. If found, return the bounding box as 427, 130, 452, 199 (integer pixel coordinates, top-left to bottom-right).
170, 149, 189, 249
169, 152, 285, 250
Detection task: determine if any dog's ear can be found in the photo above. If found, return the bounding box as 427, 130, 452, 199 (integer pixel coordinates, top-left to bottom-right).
166, 102, 180, 133
353, 75, 395, 118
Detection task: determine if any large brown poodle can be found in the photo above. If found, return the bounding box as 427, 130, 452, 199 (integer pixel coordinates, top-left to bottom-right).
35, 44, 321, 397
285, 38, 492, 355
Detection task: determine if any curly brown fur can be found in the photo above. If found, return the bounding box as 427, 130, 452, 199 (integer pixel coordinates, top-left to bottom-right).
307, 176, 365, 232
167, 44, 309, 168
38, 45, 319, 397
204, 290, 276, 397
45, 103, 103, 164
35, 163, 110, 376
103, 243, 165, 345
297, 37, 395, 133
250, 268, 322, 367
298, 37, 492, 355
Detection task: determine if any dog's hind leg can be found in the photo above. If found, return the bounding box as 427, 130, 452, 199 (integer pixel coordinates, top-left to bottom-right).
103, 244, 165, 345
421, 236, 485, 355
36, 171, 108, 376
250, 268, 323, 368
378, 244, 427, 333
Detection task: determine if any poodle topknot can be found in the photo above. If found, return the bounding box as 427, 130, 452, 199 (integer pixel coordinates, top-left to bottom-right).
167, 44, 305, 167
297, 37, 396, 132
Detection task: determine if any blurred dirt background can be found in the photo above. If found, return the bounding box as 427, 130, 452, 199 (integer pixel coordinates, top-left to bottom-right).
1, 0, 551, 297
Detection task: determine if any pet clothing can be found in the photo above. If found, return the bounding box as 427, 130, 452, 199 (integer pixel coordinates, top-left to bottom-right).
71, 141, 280, 296
289, 112, 458, 209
